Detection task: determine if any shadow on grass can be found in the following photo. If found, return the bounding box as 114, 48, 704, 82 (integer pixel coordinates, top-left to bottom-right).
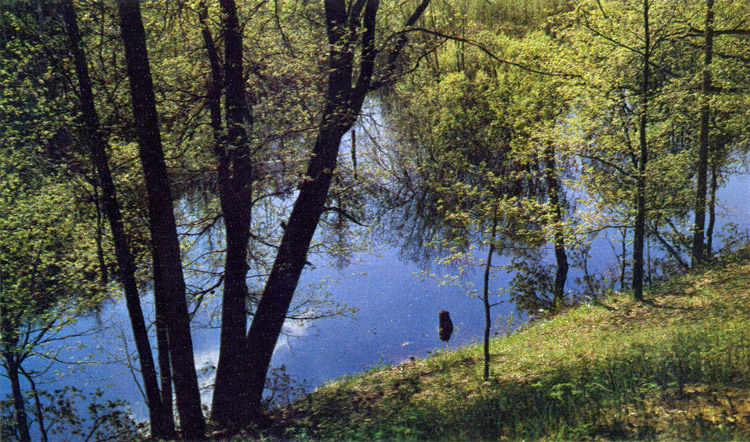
272, 324, 750, 441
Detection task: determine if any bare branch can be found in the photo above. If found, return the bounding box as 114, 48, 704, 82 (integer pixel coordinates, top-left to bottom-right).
322, 205, 367, 226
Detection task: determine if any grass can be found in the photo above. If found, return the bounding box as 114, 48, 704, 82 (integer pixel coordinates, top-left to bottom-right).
267, 249, 750, 441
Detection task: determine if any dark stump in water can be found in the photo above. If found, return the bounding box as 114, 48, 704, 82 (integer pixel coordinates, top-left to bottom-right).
439, 310, 453, 342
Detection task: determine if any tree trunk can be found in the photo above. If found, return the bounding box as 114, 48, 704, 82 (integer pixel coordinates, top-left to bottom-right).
238, 2, 382, 420
691, 0, 714, 267
1, 301, 29, 442
482, 215, 498, 380
619, 227, 627, 291
20, 366, 48, 442
208, 0, 256, 429
706, 161, 718, 256
0, 274, 30, 442
60, 1, 175, 437
92, 183, 108, 286
633, 0, 650, 302
155, 317, 175, 431
241, 0, 428, 423
242, 123, 352, 418
543, 143, 568, 306
116, 0, 205, 438
5, 360, 31, 442
206, 0, 429, 428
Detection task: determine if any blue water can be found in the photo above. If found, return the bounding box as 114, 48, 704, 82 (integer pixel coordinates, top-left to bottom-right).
2, 246, 515, 428
3, 173, 748, 438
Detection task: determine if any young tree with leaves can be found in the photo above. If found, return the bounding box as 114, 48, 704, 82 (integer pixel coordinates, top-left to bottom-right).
690, 0, 715, 267
690, 0, 750, 265
631, 0, 651, 301
0, 163, 104, 442
0, 4, 106, 438
371, 13, 578, 376
556, 0, 696, 299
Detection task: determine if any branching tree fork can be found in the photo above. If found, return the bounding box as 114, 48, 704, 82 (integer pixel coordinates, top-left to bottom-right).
207, 0, 431, 430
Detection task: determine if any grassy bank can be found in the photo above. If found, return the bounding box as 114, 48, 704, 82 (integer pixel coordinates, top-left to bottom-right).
268, 250, 750, 441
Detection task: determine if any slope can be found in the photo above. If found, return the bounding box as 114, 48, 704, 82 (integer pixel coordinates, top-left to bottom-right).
270, 249, 750, 441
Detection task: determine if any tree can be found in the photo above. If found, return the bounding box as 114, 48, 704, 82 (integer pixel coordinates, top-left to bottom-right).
0, 4, 104, 438
207, 0, 431, 429
631, 0, 651, 301
60, 0, 175, 437
202, 0, 256, 429
690, 0, 750, 265
690, 0, 714, 267
544, 141, 569, 305
556, 0, 750, 290
370, 15, 577, 377
0, 162, 102, 442
115, 0, 205, 437
557, 0, 694, 298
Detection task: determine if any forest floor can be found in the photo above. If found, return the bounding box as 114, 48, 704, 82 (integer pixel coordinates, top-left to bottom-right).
264, 248, 750, 441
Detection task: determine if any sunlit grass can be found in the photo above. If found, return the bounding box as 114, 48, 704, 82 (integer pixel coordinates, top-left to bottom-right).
269, 249, 750, 441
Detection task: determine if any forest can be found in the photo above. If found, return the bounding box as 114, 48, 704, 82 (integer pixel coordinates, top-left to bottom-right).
1, 0, 749, 440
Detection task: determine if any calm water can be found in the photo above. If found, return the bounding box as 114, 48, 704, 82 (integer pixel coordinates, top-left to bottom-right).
50, 244, 517, 421
3, 173, 749, 434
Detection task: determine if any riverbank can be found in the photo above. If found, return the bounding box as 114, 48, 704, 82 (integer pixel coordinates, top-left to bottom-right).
268, 248, 750, 441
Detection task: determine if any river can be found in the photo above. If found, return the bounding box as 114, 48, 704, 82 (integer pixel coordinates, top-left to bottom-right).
2, 169, 748, 438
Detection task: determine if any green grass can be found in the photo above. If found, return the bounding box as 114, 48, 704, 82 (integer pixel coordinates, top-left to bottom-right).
269, 249, 750, 441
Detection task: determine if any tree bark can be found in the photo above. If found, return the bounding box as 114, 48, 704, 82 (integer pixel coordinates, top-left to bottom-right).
691, 0, 714, 267
633, 0, 650, 302
207, 0, 256, 429
543, 143, 568, 306
155, 318, 175, 432
59, 1, 176, 437
115, 0, 205, 438
619, 227, 627, 291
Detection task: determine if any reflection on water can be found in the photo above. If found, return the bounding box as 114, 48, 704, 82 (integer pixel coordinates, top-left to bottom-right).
2, 174, 748, 427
